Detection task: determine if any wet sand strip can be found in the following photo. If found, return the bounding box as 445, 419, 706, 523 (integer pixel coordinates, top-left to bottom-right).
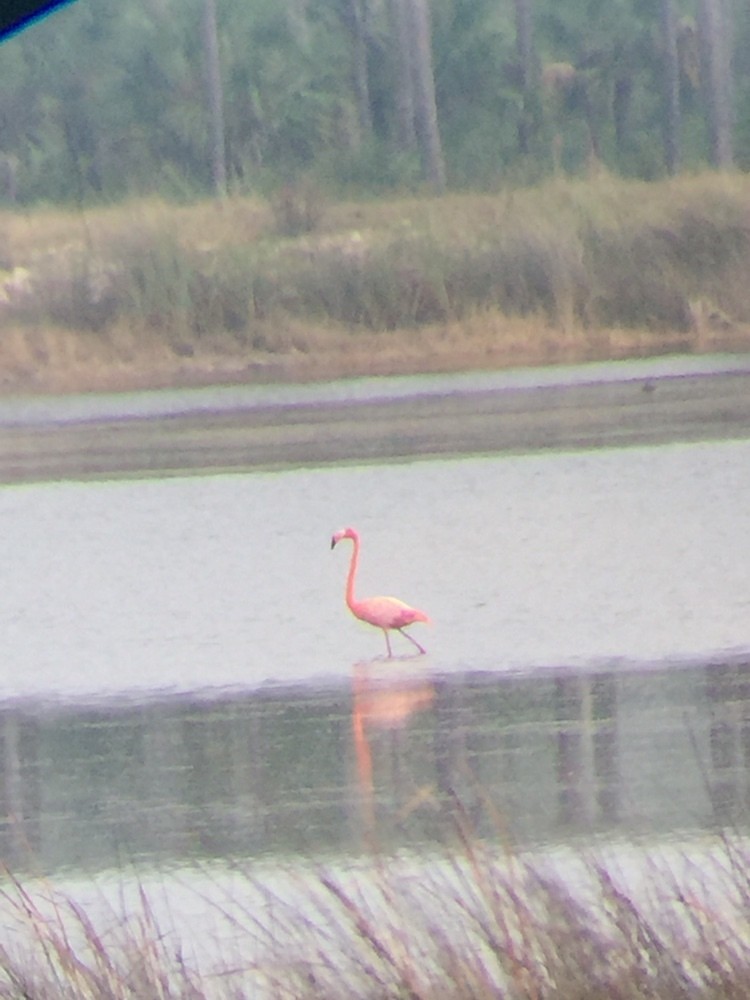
0, 370, 748, 483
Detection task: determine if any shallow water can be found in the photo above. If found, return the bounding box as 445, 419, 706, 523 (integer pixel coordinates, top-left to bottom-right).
1, 353, 750, 482
0, 437, 748, 701
1, 653, 749, 877
0, 429, 746, 872
2, 351, 748, 426
0, 358, 748, 991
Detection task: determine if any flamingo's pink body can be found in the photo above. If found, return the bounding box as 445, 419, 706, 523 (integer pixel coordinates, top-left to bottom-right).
331, 526, 429, 657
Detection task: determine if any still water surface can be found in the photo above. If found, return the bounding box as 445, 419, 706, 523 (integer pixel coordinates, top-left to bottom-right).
0, 430, 747, 873
0, 437, 748, 699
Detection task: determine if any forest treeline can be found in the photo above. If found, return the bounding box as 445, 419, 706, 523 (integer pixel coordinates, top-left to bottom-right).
0, 0, 745, 204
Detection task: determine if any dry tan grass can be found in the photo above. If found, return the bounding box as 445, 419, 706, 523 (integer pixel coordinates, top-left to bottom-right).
1, 835, 747, 999
0, 196, 272, 264
1, 175, 750, 395
0, 308, 743, 396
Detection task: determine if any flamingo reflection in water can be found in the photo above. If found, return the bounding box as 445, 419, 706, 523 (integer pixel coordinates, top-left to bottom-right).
351, 660, 436, 838
331, 526, 430, 657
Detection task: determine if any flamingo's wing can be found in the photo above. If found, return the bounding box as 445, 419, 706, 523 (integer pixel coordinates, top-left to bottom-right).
355, 595, 429, 629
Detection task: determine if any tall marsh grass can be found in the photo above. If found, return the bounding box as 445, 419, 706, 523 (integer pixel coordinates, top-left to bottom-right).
1, 173, 749, 387
2, 833, 750, 998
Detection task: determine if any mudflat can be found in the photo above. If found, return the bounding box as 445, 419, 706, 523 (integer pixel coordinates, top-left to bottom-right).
0, 367, 749, 484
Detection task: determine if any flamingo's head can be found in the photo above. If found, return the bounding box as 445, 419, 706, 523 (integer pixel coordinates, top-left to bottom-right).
331, 526, 359, 549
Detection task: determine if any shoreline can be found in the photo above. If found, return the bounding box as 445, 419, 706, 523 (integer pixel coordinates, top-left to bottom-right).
0, 360, 748, 484
2, 317, 749, 400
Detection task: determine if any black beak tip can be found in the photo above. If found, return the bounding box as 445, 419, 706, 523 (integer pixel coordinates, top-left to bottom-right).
330, 538, 335, 550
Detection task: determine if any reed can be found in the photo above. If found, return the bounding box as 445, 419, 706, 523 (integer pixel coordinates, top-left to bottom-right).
245, 836, 750, 1000
1, 173, 749, 392
1, 833, 750, 998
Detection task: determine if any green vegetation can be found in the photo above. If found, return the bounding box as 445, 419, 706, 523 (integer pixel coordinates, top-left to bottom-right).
0, 172, 748, 392
0, 1, 748, 390
0, 0, 747, 201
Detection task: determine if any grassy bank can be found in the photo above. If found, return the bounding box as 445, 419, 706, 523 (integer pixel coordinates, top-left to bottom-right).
2, 835, 750, 998
1, 172, 750, 394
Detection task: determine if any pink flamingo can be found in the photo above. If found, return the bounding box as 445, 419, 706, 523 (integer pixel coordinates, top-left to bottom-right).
331, 526, 430, 657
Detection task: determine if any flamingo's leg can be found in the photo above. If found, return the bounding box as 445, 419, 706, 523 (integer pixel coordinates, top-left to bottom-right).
399, 628, 426, 655
383, 630, 393, 657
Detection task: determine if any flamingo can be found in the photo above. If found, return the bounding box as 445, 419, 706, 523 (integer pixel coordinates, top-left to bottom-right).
331, 526, 430, 657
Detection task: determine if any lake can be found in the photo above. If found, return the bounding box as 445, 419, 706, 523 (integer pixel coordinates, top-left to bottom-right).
0, 355, 748, 988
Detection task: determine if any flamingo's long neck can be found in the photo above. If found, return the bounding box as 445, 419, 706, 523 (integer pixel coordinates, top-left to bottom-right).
345, 534, 361, 611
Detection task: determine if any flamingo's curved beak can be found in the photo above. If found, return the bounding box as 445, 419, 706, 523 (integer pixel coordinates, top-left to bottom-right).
330, 536, 337, 550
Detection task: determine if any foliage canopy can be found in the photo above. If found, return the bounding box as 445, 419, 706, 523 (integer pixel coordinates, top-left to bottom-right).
0, 0, 745, 203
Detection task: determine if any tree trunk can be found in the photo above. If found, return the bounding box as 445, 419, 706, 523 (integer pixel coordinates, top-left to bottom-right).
514, 0, 534, 156
659, 0, 681, 174
349, 0, 373, 145
202, 0, 227, 196
406, 0, 446, 191
580, 80, 602, 163
612, 75, 633, 154
696, 0, 733, 168
388, 0, 417, 153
